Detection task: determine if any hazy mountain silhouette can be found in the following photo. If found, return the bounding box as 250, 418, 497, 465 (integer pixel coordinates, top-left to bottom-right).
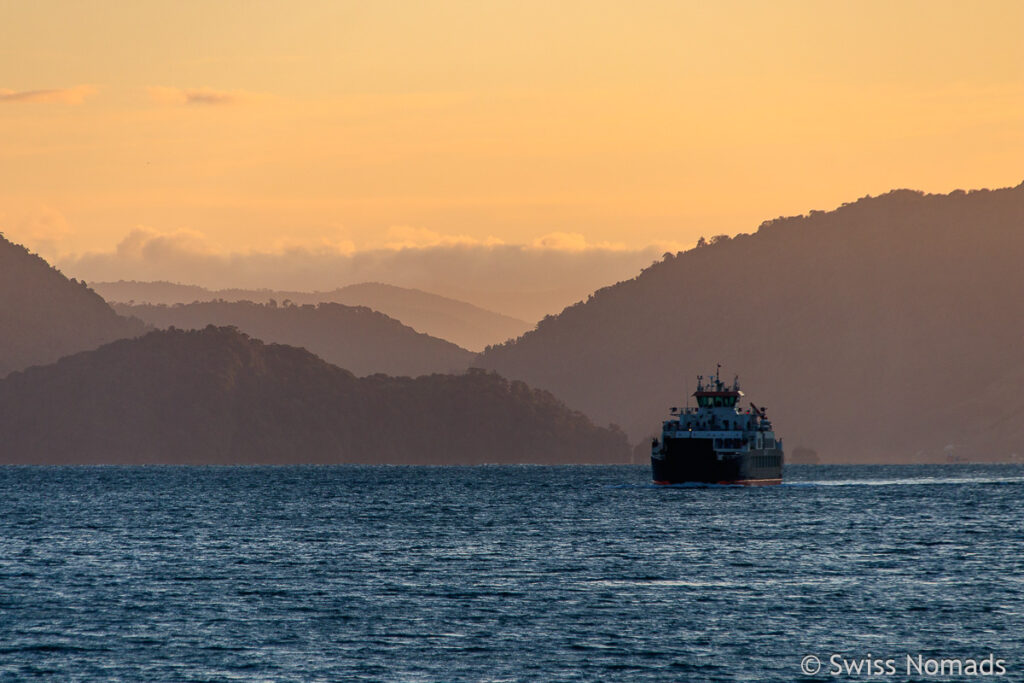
91, 281, 531, 351
325, 283, 532, 351
112, 300, 474, 377
0, 326, 627, 464
0, 235, 144, 378
478, 183, 1024, 463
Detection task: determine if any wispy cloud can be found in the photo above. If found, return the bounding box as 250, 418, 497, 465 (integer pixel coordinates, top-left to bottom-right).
147, 86, 244, 106
0, 85, 96, 104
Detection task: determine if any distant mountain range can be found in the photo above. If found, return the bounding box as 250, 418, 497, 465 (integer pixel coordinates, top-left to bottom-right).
113, 300, 474, 377
90, 281, 532, 351
0, 235, 144, 378
479, 183, 1024, 463
7, 181, 1023, 464
0, 326, 628, 464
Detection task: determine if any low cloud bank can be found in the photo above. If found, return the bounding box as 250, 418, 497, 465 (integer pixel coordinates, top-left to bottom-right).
58, 228, 669, 320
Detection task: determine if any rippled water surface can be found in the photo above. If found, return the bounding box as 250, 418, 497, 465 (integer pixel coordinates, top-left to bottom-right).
1, 464, 1022, 681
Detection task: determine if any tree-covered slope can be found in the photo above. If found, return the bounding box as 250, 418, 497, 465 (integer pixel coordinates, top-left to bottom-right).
92, 280, 532, 351
0, 235, 144, 378
113, 300, 474, 377
478, 183, 1024, 462
0, 326, 628, 464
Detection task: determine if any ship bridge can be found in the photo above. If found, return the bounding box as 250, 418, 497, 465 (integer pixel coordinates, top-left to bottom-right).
665, 367, 775, 437
694, 385, 742, 409
690, 367, 745, 414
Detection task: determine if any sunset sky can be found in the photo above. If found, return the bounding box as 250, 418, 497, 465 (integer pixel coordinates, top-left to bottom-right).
1, 0, 1022, 301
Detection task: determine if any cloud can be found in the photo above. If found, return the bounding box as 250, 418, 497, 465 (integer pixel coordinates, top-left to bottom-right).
146, 86, 244, 105
382, 226, 504, 250
112, 227, 220, 260
529, 231, 634, 251
531, 232, 589, 250
58, 227, 669, 321
0, 85, 97, 104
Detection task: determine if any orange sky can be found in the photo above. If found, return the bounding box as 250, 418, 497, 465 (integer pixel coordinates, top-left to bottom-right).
1, 0, 1022, 268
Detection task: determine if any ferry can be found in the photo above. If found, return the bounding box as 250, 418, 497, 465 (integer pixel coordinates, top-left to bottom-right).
651, 367, 783, 485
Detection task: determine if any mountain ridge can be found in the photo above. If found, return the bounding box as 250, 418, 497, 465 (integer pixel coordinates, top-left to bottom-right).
90, 280, 531, 351
113, 299, 475, 377
0, 235, 145, 378
0, 326, 629, 464
478, 182, 1024, 463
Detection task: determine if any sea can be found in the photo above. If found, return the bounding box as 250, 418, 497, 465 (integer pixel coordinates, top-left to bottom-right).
0, 464, 1021, 682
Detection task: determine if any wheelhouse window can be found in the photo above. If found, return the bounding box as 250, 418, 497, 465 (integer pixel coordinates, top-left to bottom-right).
698, 394, 738, 408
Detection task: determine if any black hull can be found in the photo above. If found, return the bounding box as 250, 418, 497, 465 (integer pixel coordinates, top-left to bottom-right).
651, 437, 783, 485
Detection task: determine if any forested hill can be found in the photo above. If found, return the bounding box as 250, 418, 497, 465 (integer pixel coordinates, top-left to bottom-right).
0, 235, 144, 378
114, 300, 474, 377
478, 183, 1024, 463
92, 281, 531, 351
320, 283, 531, 352
0, 326, 629, 464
